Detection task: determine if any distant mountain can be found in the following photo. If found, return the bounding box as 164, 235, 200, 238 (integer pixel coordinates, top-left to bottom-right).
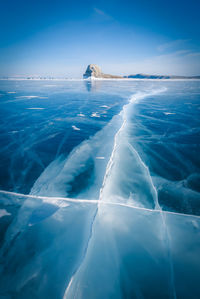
124, 74, 200, 79
124, 74, 170, 79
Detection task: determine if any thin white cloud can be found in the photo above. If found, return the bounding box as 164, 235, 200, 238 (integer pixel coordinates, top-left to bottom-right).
157, 39, 190, 52
104, 50, 200, 76
140, 51, 200, 75
173, 49, 191, 56
93, 7, 113, 20
185, 51, 200, 57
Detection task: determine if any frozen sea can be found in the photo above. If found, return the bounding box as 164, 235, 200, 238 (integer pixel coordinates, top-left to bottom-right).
0, 79, 200, 298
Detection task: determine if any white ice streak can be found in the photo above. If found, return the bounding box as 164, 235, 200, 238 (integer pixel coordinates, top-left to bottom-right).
0, 209, 11, 218
26, 107, 45, 110
164, 112, 176, 115
99, 116, 126, 200
16, 96, 48, 99
0, 189, 199, 219
16, 96, 40, 99
91, 112, 100, 118
72, 125, 81, 131
99, 88, 167, 208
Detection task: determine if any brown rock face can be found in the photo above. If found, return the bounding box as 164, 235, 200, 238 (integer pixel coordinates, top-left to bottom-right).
83, 64, 102, 78
83, 64, 122, 79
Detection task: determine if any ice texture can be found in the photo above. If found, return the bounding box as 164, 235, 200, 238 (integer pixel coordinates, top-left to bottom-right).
0, 79, 200, 298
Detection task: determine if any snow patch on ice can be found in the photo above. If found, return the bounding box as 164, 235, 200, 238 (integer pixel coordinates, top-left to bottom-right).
164, 112, 176, 115
91, 112, 100, 118
0, 209, 11, 218
72, 125, 81, 131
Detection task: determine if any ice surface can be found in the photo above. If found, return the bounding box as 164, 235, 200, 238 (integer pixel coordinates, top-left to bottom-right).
65, 203, 200, 299
0, 192, 98, 298
0, 79, 199, 298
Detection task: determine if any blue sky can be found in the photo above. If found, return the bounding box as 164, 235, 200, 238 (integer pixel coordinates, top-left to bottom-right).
0, 0, 200, 77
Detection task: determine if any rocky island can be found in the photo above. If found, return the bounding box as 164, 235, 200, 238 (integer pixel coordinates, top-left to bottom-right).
83, 64, 200, 80
83, 64, 123, 79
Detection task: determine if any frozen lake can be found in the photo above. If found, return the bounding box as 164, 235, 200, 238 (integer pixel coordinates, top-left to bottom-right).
0, 79, 200, 298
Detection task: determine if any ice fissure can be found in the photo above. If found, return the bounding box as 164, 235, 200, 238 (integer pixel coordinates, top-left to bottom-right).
63, 88, 170, 297
1, 189, 200, 218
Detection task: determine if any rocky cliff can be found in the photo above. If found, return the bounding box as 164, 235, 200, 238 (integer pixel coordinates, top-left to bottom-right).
83, 64, 122, 79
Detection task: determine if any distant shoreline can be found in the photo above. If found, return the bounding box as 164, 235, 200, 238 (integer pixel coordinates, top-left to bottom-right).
1, 78, 200, 81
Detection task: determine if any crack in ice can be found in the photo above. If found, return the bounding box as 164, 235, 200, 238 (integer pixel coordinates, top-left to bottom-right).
1, 190, 200, 219
0, 87, 184, 299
